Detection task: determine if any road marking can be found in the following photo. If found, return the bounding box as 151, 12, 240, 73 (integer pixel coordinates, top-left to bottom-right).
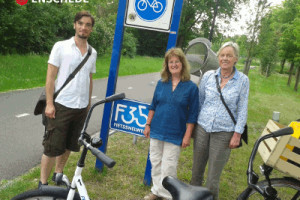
149, 81, 156, 86
16, 113, 30, 118
91, 96, 97, 99
128, 87, 133, 90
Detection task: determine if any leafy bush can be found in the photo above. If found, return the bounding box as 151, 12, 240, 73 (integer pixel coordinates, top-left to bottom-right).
0, 2, 74, 54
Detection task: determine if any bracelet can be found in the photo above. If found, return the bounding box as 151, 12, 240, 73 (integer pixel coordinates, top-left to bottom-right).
146, 124, 151, 127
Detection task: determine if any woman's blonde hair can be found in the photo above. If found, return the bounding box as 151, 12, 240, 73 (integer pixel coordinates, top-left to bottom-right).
161, 48, 191, 82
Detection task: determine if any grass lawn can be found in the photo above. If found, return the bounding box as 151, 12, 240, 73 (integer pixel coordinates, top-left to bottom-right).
0, 55, 299, 199
0, 54, 163, 93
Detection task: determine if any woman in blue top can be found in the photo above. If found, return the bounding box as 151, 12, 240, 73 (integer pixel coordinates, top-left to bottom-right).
190, 42, 249, 199
143, 48, 199, 200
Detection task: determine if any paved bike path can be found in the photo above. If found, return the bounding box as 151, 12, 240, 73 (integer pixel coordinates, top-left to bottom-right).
0, 73, 165, 181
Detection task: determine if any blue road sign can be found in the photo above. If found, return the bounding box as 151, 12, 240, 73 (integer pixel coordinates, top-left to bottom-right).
110, 99, 149, 137
125, 0, 175, 32
134, 0, 167, 22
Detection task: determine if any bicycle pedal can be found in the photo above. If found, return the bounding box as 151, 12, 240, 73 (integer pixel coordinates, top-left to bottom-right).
38, 181, 48, 189
52, 172, 70, 187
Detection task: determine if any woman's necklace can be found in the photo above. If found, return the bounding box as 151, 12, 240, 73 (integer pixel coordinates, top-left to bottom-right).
172, 78, 180, 86
221, 69, 234, 79
172, 79, 180, 91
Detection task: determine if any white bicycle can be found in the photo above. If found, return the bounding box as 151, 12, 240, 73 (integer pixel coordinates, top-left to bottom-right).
12, 93, 125, 200
137, 0, 163, 13
12, 92, 215, 200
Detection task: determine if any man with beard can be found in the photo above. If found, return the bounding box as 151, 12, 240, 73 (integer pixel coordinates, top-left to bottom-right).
38, 11, 97, 188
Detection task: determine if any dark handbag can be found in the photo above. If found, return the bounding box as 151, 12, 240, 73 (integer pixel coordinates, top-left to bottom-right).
215, 74, 248, 147
34, 90, 46, 116
34, 46, 92, 123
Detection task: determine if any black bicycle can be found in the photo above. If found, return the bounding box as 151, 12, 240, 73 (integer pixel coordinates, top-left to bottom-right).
237, 126, 300, 200
164, 126, 300, 200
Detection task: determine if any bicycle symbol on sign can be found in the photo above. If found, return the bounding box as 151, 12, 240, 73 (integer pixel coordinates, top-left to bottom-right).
137, 0, 163, 13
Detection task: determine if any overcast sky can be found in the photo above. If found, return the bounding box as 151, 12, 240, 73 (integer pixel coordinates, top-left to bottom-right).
219, 0, 284, 36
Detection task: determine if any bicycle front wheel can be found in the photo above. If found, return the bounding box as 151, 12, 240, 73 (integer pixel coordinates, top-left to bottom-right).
11, 186, 81, 200
237, 178, 300, 200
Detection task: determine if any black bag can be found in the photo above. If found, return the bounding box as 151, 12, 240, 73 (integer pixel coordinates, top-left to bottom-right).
215, 74, 248, 147
33, 46, 92, 125
33, 90, 48, 126
34, 90, 46, 115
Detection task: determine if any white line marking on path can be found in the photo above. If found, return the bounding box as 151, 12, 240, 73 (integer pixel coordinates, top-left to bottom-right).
91, 96, 97, 99
16, 113, 30, 118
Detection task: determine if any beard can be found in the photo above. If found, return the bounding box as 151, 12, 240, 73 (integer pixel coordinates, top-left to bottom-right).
78, 34, 88, 39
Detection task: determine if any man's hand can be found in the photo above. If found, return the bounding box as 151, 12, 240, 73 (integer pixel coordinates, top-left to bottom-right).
45, 103, 55, 119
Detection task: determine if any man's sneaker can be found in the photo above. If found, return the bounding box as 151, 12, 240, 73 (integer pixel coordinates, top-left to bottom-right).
52, 172, 70, 187
38, 181, 48, 189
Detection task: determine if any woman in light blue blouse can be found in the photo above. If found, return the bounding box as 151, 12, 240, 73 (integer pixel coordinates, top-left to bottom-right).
190, 42, 249, 199
143, 48, 199, 200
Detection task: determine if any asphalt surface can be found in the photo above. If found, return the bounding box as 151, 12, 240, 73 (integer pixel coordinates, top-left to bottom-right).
0, 73, 164, 181
0, 72, 199, 182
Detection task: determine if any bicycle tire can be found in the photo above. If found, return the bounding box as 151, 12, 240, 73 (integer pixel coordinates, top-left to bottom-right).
11, 186, 81, 200
237, 177, 300, 200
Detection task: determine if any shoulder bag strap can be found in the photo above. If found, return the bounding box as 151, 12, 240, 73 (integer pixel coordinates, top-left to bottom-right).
215, 74, 237, 125
53, 45, 92, 99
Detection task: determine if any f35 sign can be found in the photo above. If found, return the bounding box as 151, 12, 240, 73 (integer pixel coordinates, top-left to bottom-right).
110, 99, 149, 137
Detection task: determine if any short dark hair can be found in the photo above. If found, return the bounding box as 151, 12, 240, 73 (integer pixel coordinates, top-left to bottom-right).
74, 11, 95, 27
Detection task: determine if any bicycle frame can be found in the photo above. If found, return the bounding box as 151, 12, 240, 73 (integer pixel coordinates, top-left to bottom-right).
67, 148, 90, 200
66, 93, 125, 200
137, 0, 163, 13
139, 0, 157, 7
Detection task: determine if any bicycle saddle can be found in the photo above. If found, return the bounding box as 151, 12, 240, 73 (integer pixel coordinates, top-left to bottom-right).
162, 176, 213, 200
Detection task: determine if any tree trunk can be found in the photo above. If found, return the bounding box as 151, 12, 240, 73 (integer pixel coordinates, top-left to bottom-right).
266, 64, 270, 77
208, 0, 219, 42
243, 49, 252, 75
279, 59, 286, 74
294, 66, 300, 92
177, 35, 184, 48
287, 61, 294, 86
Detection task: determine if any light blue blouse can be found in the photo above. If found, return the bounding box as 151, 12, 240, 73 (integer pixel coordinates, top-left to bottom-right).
197, 68, 249, 134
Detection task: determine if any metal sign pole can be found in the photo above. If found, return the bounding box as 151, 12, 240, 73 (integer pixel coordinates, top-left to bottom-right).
143, 0, 184, 186
166, 0, 184, 50
95, 0, 127, 171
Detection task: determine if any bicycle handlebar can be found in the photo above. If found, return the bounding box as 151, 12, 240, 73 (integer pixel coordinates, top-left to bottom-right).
81, 140, 116, 168
78, 93, 125, 168
271, 126, 294, 137
247, 126, 294, 195
81, 93, 126, 134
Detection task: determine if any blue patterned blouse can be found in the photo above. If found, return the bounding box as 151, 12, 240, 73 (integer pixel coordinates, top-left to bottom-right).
197, 67, 249, 134
149, 79, 199, 146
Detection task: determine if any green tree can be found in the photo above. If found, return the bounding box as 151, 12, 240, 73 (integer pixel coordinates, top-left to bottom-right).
177, 0, 249, 49
277, 0, 299, 91
0, 1, 137, 57
257, 11, 281, 77
243, 0, 271, 75
133, 28, 169, 57
0, 2, 73, 54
